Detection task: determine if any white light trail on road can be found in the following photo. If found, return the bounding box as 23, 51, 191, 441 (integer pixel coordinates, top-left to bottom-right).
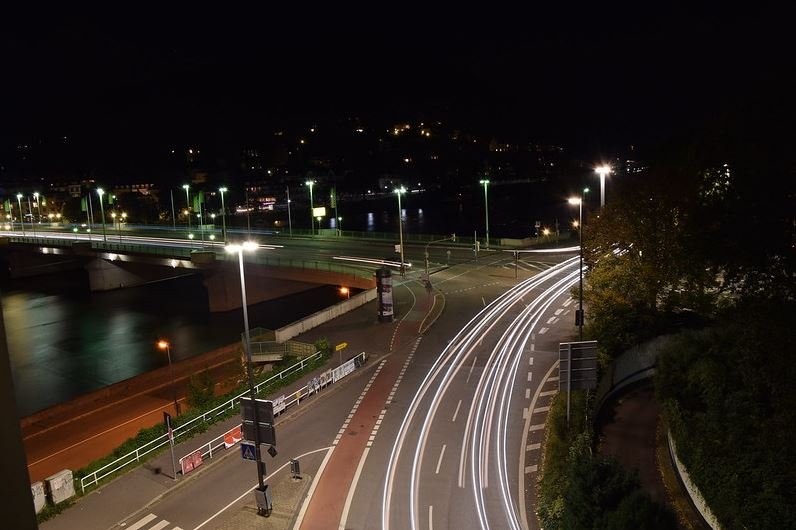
381, 256, 581, 530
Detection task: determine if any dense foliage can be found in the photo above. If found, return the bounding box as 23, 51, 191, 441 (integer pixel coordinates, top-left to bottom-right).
582, 104, 795, 527
656, 300, 796, 529
538, 392, 673, 530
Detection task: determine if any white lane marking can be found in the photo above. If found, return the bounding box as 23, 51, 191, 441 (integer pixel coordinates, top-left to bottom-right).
429, 505, 434, 530
530, 343, 535, 352
435, 444, 447, 474
519, 360, 560, 530
563, 309, 571, 316
534, 406, 550, 413
126, 514, 158, 530
340, 447, 371, 530
522, 408, 529, 419
466, 356, 477, 384
452, 400, 462, 422
150, 521, 171, 530
524, 465, 538, 473
525, 388, 530, 399
529, 424, 545, 432
554, 308, 563, 315
539, 327, 549, 334
563, 298, 573, 307
482, 296, 486, 306
548, 376, 559, 381
540, 390, 557, 397
527, 443, 541, 451
527, 372, 533, 382
546, 316, 556, 324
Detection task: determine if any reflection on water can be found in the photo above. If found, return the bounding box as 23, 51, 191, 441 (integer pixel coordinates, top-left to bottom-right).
2, 272, 349, 417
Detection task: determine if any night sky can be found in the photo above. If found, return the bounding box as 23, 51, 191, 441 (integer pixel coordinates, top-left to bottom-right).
2, 6, 793, 160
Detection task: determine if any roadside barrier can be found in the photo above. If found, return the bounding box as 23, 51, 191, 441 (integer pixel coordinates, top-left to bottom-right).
176, 352, 368, 475
79, 351, 332, 492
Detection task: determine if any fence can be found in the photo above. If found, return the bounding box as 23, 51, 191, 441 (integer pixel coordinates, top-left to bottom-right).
79, 351, 324, 493
176, 352, 367, 474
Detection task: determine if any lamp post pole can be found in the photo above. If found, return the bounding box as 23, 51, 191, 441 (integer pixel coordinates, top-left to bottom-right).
198, 211, 205, 243
15, 194, 25, 236
394, 186, 406, 276
305, 180, 314, 236
27, 196, 35, 236
228, 242, 268, 514
219, 187, 228, 243
34, 192, 42, 224
577, 196, 583, 339
157, 340, 180, 415
170, 190, 176, 233
569, 188, 588, 340
479, 179, 490, 249
286, 186, 293, 237
97, 188, 107, 243
183, 184, 191, 234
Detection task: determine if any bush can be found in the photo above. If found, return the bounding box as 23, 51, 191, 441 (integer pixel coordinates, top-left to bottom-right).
656, 300, 796, 529
538, 391, 674, 530
187, 369, 215, 410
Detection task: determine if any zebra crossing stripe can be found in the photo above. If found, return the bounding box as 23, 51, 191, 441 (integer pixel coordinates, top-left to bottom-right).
126, 514, 157, 530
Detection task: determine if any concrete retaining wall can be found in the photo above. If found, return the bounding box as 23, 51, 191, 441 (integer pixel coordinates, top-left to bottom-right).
275, 289, 377, 342
668, 432, 723, 529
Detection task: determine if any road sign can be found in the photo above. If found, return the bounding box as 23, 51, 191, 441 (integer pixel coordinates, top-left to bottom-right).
558, 340, 598, 391
241, 397, 275, 425
241, 441, 257, 461
335, 342, 348, 351
242, 421, 277, 446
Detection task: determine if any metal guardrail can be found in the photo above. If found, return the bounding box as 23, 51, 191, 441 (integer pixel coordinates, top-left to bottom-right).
79, 351, 324, 493
176, 351, 367, 472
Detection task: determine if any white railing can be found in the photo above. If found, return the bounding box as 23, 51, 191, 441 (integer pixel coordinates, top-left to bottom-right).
177, 351, 368, 472
79, 351, 325, 492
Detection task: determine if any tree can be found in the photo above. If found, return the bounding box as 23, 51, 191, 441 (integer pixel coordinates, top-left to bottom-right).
186, 369, 215, 410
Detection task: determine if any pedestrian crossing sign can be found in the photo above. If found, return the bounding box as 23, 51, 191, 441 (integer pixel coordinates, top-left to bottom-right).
241, 441, 257, 461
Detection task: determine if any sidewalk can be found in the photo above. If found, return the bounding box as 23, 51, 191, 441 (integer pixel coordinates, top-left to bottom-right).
40, 278, 422, 530
597, 382, 705, 529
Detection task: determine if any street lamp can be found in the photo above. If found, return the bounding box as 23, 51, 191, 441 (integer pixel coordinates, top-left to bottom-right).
15, 193, 25, 236
479, 179, 490, 249
157, 340, 180, 416
568, 187, 589, 339
111, 212, 120, 242
27, 195, 35, 236
33, 192, 42, 224
96, 188, 107, 243
157, 339, 179, 481
339, 286, 350, 299
394, 186, 407, 276
219, 187, 228, 243
337, 216, 343, 234
595, 165, 611, 209
183, 184, 191, 234
305, 180, 315, 235
226, 241, 270, 514
286, 186, 293, 237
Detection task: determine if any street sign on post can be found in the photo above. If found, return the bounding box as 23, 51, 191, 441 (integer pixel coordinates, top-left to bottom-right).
241, 397, 275, 425
559, 340, 598, 426
241, 441, 257, 461
241, 397, 277, 447
242, 421, 277, 447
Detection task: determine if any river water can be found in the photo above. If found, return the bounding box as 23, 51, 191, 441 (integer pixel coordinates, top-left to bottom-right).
2, 272, 348, 417
4, 186, 570, 417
